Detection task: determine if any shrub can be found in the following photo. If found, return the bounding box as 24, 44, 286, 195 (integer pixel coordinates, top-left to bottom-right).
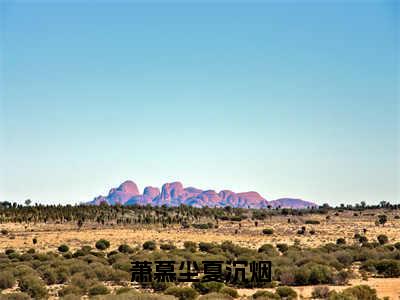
193, 281, 224, 294
58, 244, 69, 253
70, 273, 95, 291
336, 238, 346, 245
193, 223, 214, 229
377, 215, 388, 226
263, 228, 274, 235
198, 292, 233, 300
160, 243, 177, 251
0, 271, 16, 289
1, 229, 9, 235
95, 239, 110, 250
1, 292, 30, 300
252, 290, 279, 299
19, 275, 48, 299
305, 220, 320, 225
377, 234, 389, 245
311, 286, 330, 299
342, 285, 379, 300
116, 287, 133, 294
81, 245, 92, 253
58, 285, 83, 297
39, 267, 57, 285
199, 242, 217, 252
32, 238, 37, 245
276, 286, 297, 300
150, 281, 174, 292
143, 240, 156, 250
5, 249, 15, 255
220, 287, 239, 298
184, 241, 197, 252
395, 242, 400, 250
118, 244, 134, 253
374, 259, 400, 277
88, 283, 109, 295
276, 243, 289, 253
258, 244, 279, 256
165, 286, 198, 300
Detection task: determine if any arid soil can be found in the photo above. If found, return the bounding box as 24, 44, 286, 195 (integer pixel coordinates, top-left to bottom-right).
1, 209, 399, 299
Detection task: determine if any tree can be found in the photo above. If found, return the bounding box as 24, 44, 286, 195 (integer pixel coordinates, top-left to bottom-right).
377, 234, 389, 245
24, 199, 31, 206
378, 215, 388, 226
77, 219, 84, 230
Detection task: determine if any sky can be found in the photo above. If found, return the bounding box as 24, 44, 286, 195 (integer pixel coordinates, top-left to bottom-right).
0, 1, 399, 206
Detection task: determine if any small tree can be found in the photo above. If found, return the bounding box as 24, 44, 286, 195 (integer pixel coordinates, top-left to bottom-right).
377, 234, 389, 245
143, 240, 156, 250
95, 239, 110, 250
262, 228, 274, 235
276, 286, 297, 300
336, 238, 346, 245
58, 244, 69, 253
378, 215, 388, 226
165, 286, 198, 300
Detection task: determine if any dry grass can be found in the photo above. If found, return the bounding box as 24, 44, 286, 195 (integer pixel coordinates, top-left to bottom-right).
0, 210, 399, 252
0, 209, 399, 299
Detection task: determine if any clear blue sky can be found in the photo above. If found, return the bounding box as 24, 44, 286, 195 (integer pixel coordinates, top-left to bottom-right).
0, 1, 399, 206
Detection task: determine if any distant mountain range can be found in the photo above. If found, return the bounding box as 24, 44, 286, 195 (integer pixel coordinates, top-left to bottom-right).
87, 180, 317, 209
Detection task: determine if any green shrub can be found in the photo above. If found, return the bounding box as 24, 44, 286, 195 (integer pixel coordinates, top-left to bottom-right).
374, 259, 400, 277
311, 286, 330, 299
95, 239, 111, 250
262, 228, 274, 235
276, 243, 289, 253
276, 286, 297, 300
0, 271, 16, 289
88, 283, 109, 295
19, 275, 48, 299
150, 280, 174, 292
395, 242, 400, 250
165, 286, 198, 300
143, 240, 156, 250
220, 287, 239, 298
118, 244, 134, 253
58, 244, 69, 253
377, 234, 389, 245
116, 287, 133, 294
58, 285, 83, 297
160, 243, 177, 250
198, 242, 217, 252
336, 238, 346, 245
70, 273, 95, 291
5, 249, 15, 255
258, 244, 279, 256
184, 241, 197, 252
342, 285, 379, 300
305, 220, 320, 224
81, 245, 92, 253
193, 281, 224, 294
198, 292, 233, 300
1, 292, 30, 300
39, 267, 57, 285
252, 290, 279, 299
